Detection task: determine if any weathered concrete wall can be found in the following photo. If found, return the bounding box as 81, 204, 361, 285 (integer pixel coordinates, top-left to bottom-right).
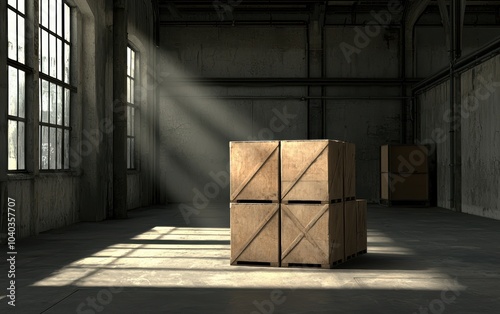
5, 0, 156, 239
460, 56, 500, 220
324, 27, 402, 201
158, 27, 307, 204
418, 82, 451, 209
415, 27, 500, 78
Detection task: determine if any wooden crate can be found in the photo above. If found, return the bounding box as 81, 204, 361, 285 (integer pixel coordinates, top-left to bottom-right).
344, 142, 356, 200
381, 145, 429, 174
230, 203, 280, 266
381, 173, 429, 201
281, 203, 344, 268
281, 140, 344, 203
356, 200, 367, 254
344, 200, 357, 260
230, 141, 280, 202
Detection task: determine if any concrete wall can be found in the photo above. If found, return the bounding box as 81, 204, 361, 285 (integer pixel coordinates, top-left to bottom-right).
324, 26, 402, 201
418, 82, 451, 209
4, 0, 156, 239
460, 56, 500, 220
415, 27, 500, 78
417, 55, 500, 220
158, 26, 308, 204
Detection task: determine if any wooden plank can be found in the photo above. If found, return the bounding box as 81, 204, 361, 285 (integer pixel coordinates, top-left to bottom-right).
344, 142, 356, 199
230, 203, 280, 265
281, 203, 344, 267
344, 200, 357, 260
356, 199, 367, 254
281, 140, 344, 202
230, 141, 280, 202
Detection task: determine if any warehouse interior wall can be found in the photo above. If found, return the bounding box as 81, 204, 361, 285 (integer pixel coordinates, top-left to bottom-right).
2, 0, 157, 240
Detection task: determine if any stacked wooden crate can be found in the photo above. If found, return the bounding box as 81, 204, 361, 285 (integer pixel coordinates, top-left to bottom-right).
280, 140, 345, 268
380, 145, 429, 206
230, 140, 368, 268
229, 141, 280, 267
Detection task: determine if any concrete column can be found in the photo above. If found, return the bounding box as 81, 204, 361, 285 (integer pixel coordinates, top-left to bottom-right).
0, 0, 8, 243
113, 0, 128, 218
308, 4, 325, 139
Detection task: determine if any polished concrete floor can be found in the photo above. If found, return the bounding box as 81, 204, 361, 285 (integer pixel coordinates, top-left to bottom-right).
1, 204, 500, 313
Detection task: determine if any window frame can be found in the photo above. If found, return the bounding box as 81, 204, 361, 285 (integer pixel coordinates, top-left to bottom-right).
126, 45, 139, 171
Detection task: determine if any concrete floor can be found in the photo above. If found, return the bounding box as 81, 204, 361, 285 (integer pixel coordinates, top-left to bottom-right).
1, 204, 500, 314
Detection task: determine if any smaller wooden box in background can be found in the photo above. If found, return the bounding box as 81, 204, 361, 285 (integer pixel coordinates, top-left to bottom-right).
230, 141, 280, 202
281, 203, 344, 268
381, 173, 429, 201
230, 203, 280, 267
381, 145, 429, 174
281, 140, 344, 203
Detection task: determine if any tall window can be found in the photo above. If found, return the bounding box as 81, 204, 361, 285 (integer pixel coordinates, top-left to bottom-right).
127, 47, 137, 169
7, 0, 26, 170
39, 0, 72, 170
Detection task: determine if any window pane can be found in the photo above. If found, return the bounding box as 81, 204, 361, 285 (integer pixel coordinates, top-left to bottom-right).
127, 106, 131, 135
18, 121, 25, 169
50, 127, 56, 169
41, 80, 49, 122
64, 89, 70, 126
131, 138, 135, 168
18, 16, 25, 63
8, 121, 18, 170
127, 138, 131, 169
57, 86, 63, 124
130, 79, 135, 104
8, 9, 17, 60
18, 0, 25, 14
131, 107, 135, 136
49, 0, 56, 32
64, 4, 71, 42
127, 48, 131, 76
41, 126, 49, 169
8, 0, 16, 9
57, 0, 62, 35
57, 128, 63, 169
41, 29, 49, 74
18, 70, 25, 118
42, 0, 49, 28
64, 130, 70, 169
50, 83, 57, 124
130, 50, 135, 78
64, 43, 70, 83
8, 67, 18, 116
57, 39, 63, 80
49, 35, 57, 77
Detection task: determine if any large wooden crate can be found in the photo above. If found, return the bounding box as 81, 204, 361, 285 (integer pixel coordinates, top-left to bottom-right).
281, 140, 344, 203
356, 200, 367, 254
344, 142, 356, 200
281, 203, 344, 268
230, 203, 280, 266
381, 145, 429, 174
381, 173, 429, 201
344, 200, 357, 260
230, 141, 280, 202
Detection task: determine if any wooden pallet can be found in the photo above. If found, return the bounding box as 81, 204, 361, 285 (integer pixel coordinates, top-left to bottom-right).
281, 203, 344, 267
233, 261, 280, 267
281, 259, 344, 269
230, 203, 280, 266
281, 199, 343, 205
281, 140, 344, 203
230, 141, 280, 202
